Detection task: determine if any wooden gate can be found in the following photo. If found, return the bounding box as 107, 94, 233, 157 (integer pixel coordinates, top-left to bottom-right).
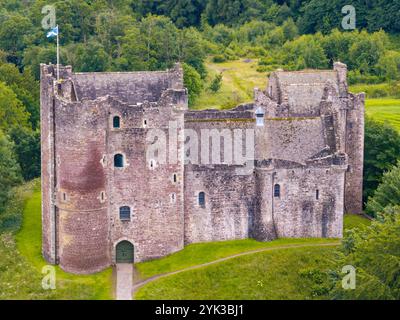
116, 241, 134, 263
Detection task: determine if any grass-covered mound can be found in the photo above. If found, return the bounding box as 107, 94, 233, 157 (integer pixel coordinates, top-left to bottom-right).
134, 215, 371, 300
135, 238, 340, 280
135, 245, 337, 300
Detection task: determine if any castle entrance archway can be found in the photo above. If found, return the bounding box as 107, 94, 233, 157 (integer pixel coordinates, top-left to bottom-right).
116, 241, 134, 263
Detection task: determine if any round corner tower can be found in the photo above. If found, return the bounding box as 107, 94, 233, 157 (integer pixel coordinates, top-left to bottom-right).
41, 64, 109, 274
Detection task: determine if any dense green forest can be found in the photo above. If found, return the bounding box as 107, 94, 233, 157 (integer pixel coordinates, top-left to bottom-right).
1, 0, 400, 214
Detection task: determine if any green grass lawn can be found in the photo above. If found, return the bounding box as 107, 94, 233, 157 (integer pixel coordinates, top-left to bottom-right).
135, 246, 337, 300
1, 180, 113, 300
343, 214, 372, 231
364, 98, 400, 132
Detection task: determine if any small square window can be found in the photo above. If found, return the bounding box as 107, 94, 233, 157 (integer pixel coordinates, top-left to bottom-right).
119, 206, 131, 221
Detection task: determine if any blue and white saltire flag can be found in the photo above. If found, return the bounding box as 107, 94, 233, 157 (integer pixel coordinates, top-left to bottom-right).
46, 26, 59, 38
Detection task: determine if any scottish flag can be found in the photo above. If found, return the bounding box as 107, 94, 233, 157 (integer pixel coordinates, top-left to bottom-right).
46, 26, 58, 38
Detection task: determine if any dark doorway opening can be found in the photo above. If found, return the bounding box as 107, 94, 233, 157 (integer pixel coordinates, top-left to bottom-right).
116, 241, 134, 263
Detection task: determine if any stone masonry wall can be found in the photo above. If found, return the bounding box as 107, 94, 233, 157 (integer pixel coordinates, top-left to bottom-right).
345, 93, 365, 214
108, 93, 186, 263
184, 165, 255, 244
256, 118, 326, 163
271, 166, 345, 238
183, 110, 255, 244
40, 64, 56, 264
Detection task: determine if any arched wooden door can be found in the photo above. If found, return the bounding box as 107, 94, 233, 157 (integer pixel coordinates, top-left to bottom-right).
116, 241, 134, 263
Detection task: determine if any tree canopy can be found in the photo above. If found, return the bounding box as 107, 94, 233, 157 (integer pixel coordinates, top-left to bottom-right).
363, 118, 400, 208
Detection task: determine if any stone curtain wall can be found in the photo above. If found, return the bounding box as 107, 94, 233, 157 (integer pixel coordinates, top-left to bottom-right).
183, 109, 255, 244
184, 165, 255, 244
258, 118, 326, 164
272, 166, 345, 239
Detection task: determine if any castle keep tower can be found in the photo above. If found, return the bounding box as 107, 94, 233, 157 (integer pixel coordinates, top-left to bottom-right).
41, 64, 187, 273
41, 62, 364, 274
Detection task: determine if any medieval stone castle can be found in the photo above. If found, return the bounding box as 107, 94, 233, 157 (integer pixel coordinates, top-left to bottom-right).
40, 62, 364, 274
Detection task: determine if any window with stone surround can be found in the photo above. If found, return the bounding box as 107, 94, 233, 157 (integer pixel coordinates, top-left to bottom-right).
113, 116, 121, 128
255, 106, 265, 126
119, 206, 131, 221
114, 154, 124, 168
316, 189, 320, 200
274, 184, 281, 198
198, 192, 205, 208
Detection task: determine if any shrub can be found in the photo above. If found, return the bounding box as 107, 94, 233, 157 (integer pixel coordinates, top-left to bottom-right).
182, 63, 203, 107
348, 70, 383, 85
0, 179, 39, 234
298, 267, 332, 297
0, 130, 22, 212
212, 55, 226, 63
208, 73, 223, 93
367, 162, 400, 217
328, 210, 400, 300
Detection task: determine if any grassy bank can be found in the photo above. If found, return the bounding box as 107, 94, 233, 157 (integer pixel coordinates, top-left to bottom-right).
135, 238, 340, 280
135, 214, 371, 300
343, 214, 372, 231
136, 215, 370, 280
135, 245, 338, 300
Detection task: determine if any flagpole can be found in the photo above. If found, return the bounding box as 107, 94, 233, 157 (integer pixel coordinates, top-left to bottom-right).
56, 25, 59, 81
